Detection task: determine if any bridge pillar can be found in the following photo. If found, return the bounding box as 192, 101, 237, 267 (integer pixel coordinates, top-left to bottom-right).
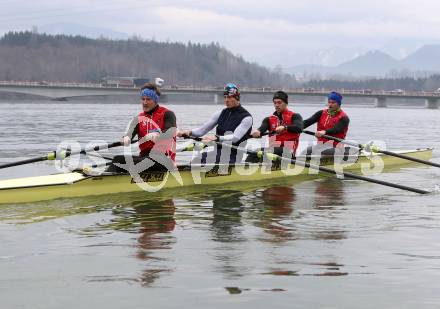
375, 96, 387, 108
425, 98, 439, 109
214, 93, 219, 104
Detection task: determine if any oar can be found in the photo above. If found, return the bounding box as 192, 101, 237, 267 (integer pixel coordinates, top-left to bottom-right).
178, 132, 269, 152
188, 136, 430, 195
177, 142, 208, 152
302, 130, 440, 168
0, 140, 125, 170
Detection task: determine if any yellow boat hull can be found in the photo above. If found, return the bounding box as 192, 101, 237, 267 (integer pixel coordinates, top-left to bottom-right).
0, 148, 433, 204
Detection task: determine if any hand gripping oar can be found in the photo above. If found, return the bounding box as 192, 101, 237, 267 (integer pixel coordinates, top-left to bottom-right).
302, 130, 439, 168
178, 131, 269, 152
0, 140, 125, 170
188, 136, 430, 195
177, 141, 208, 152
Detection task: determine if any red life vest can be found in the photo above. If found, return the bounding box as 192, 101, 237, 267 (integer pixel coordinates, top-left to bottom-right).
138, 106, 176, 161
317, 108, 348, 146
268, 108, 300, 155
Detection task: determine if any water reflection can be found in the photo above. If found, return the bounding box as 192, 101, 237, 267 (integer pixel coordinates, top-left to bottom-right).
310, 178, 347, 241
209, 191, 249, 279
134, 200, 176, 287
313, 178, 346, 209
210, 191, 245, 242
248, 179, 348, 244
255, 181, 349, 278
259, 186, 296, 243
87, 198, 177, 287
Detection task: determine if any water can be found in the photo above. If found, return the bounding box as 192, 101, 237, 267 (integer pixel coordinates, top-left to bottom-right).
1, 100, 440, 308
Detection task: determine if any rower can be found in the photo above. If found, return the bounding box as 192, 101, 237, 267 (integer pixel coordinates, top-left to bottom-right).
302, 91, 352, 159
177, 83, 253, 164
107, 83, 177, 172
248, 91, 303, 161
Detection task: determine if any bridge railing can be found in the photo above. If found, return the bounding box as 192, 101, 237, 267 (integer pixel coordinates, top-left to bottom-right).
1, 80, 440, 97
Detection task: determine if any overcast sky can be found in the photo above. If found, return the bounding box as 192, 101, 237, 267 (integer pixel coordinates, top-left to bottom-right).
1, 0, 440, 68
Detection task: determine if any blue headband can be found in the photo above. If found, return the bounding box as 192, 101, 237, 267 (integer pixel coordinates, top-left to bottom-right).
328, 91, 342, 105
140, 88, 159, 103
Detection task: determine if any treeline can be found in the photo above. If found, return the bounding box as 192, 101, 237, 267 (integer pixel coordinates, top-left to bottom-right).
303, 75, 440, 91
0, 31, 297, 88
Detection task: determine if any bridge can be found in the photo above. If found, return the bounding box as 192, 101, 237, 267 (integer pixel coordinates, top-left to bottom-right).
1, 81, 440, 108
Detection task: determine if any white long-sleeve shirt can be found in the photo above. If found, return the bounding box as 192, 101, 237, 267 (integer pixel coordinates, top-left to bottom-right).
191, 110, 253, 143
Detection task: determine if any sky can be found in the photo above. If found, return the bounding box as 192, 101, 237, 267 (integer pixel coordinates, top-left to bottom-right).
2, 0, 440, 69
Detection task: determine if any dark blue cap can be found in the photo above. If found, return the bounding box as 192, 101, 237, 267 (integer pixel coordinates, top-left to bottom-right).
328, 91, 342, 105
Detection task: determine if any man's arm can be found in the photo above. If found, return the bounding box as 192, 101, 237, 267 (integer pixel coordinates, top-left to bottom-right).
163, 111, 177, 131
190, 110, 222, 137
123, 116, 139, 140
256, 117, 270, 134
218, 116, 253, 143
285, 113, 303, 133
303, 110, 323, 128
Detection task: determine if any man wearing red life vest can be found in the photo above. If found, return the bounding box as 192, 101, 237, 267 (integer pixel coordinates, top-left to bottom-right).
107, 83, 177, 172
302, 91, 350, 157
250, 91, 303, 159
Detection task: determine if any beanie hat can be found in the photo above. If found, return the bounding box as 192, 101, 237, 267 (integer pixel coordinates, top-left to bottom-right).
328, 91, 342, 105
273, 91, 288, 104
223, 83, 240, 100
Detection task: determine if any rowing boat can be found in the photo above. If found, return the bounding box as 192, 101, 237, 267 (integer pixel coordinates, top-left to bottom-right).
0, 148, 433, 204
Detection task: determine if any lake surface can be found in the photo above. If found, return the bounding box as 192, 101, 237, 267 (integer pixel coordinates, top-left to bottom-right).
1, 100, 440, 309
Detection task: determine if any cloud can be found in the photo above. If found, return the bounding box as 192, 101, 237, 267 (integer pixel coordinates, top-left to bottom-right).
2, 0, 440, 67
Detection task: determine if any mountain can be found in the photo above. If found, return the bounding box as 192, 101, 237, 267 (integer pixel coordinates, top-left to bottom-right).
314, 46, 370, 66
378, 38, 430, 60
287, 51, 400, 77
259, 45, 370, 69
335, 50, 400, 76
402, 45, 440, 71
0, 31, 296, 87
287, 45, 440, 78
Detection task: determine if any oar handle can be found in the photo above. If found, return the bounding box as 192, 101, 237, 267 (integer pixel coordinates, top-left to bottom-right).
181, 131, 269, 141
178, 141, 208, 152
59, 141, 123, 159
253, 131, 271, 138
302, 130, 362, 149
187, 135, 203, 142
70, 138, 140, 157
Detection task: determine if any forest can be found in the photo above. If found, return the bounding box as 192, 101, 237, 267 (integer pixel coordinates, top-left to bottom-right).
2, 31, 440, 91
0, 31, 296, 88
